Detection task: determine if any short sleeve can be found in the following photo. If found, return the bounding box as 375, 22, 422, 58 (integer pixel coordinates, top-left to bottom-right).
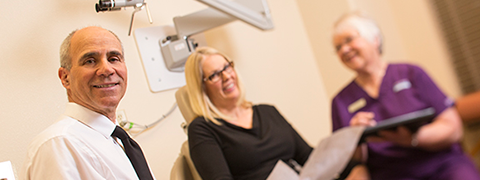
409, 65, 452, 116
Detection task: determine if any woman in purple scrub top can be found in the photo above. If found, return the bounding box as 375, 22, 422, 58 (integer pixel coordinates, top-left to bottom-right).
331, 11, 480, 180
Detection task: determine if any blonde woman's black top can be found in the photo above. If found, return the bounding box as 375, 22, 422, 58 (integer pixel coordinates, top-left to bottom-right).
188, 104, 313, 180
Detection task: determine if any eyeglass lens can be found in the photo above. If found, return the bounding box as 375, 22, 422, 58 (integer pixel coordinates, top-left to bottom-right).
206, 62, 233, 82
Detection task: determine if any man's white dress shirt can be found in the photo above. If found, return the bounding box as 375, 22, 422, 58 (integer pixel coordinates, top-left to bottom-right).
23, 103, 152, 180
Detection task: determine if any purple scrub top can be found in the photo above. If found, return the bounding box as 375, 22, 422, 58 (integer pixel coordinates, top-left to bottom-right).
331, 63, 478, 180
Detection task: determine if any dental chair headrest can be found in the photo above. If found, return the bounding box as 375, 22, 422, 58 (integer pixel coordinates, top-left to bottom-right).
175, 86, 197, 125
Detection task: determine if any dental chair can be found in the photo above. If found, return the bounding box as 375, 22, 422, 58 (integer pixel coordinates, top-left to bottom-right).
170, 86, 202, 180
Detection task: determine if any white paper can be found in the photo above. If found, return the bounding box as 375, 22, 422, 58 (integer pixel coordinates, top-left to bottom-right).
267, 126, 365, 180
0, 161, 16, 180
266, 160, 299, 180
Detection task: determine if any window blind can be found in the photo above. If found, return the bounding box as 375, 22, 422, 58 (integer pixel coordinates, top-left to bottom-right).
430, 0, 480, 94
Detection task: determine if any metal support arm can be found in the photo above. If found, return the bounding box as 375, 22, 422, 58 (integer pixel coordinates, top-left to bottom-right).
160, 0, 274, 72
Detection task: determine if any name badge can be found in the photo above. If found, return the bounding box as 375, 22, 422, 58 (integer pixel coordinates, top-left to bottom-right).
393, 79, 412, 93
348, 98, 366, 113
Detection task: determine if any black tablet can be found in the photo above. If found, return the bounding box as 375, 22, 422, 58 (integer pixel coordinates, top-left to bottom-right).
360, 107, 436, 142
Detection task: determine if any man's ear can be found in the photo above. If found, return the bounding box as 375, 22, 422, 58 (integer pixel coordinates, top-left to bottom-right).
58, 67, 70, 89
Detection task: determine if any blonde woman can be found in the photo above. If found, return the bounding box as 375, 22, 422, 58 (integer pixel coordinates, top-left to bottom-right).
184, 47, 312, 180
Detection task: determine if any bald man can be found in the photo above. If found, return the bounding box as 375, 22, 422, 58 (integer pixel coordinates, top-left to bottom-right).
23, 26, 155, 179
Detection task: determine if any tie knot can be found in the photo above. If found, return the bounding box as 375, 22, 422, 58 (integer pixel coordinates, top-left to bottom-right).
110, 125, 154, 179
112, 125, 129, 141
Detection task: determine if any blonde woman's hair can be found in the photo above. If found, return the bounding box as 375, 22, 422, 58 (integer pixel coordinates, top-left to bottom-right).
333, 11, 383, 54
184, 46, 252, 125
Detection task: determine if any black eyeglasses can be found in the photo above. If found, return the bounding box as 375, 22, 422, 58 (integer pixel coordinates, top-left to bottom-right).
203, 61, 234, 82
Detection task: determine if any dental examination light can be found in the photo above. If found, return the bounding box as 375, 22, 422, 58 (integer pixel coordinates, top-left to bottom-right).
133, 0, 274, 92
95, 0, 153, 36
159, 0, 274, 72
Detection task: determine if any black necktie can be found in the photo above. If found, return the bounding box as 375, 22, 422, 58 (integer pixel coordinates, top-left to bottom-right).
112, 126, 154, 180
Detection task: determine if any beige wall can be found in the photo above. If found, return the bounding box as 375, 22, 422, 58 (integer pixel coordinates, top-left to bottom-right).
0, 0, 462, 179
295, 0, 353, 118
0, 0, 330, 179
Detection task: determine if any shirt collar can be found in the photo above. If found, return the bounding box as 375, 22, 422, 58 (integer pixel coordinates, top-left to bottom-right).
64, 102, 117, 138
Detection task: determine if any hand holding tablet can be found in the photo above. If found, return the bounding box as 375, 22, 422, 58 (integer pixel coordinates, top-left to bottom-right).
360, 107, 436, 142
